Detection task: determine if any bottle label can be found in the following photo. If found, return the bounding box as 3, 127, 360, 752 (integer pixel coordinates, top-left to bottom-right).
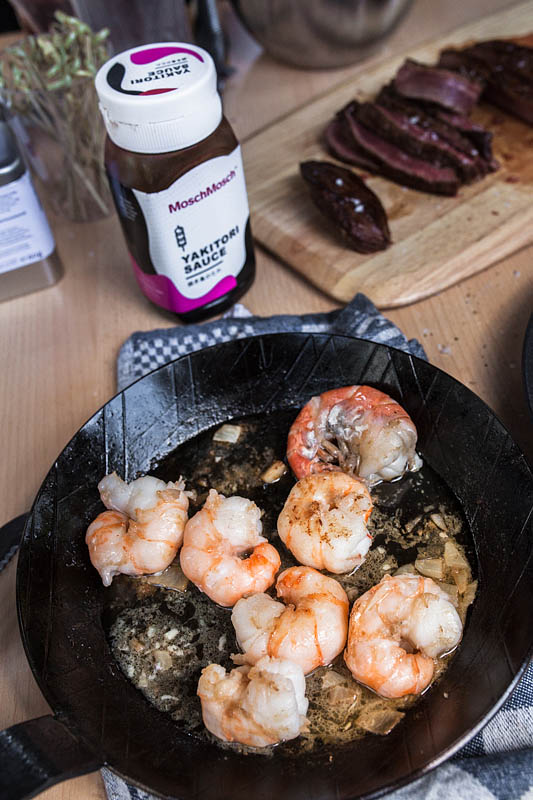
105, 45, 207, 97
114, 145, 250, 313
0, 172, 55, 275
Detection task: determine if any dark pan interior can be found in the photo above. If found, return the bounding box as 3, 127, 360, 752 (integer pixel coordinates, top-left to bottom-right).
17, 333, 533, 800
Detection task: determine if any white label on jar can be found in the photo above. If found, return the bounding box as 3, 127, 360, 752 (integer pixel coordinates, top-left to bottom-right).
0, 171, 55, 275
132, 145, 249, 300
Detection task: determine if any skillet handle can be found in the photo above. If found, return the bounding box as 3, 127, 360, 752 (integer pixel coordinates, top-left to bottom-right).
0, 715, 101, 800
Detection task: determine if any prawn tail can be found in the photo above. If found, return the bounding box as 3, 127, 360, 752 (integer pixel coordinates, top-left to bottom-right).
412, 653, 434, 694
247, 543, 281, 586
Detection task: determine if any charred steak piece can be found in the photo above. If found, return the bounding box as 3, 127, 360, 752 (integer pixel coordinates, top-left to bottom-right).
354, 101, 487, 182
394, 58, 483, 115
483, 75, 533, 125
438, 48, 490, 84
439, 41, 533, 125
300, 161, 391, 253
471, 40, 533, 82
434, 109, 496, 165
376, 84, 496, 166
448, 40, 533, 82
341, 101, 460, 195
325, 116, 383, 172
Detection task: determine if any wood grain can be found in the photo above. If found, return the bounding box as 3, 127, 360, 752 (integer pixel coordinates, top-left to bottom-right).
243, 1, 533, 307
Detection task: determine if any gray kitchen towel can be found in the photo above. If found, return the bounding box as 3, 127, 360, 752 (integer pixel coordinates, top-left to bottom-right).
116, 293, 425, 391
104, 293, 533, 800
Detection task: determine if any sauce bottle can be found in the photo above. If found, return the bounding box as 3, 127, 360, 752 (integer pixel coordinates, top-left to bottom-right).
95, 43, 255, 322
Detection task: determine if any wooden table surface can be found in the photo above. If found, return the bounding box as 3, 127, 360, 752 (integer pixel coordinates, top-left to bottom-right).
1, 2, 532, 798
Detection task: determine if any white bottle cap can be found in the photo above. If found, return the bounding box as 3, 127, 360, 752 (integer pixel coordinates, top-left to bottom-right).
94, 43, 222, 154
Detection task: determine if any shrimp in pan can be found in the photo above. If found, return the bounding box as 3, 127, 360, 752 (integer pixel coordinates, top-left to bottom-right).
231, 566, 349, 674
198, 655, 308, 747
344, 573, 463, 698
287, 385, 423, 487
180, 489, 281, 607
86, 472, 190, 587
278, 472, 373, 574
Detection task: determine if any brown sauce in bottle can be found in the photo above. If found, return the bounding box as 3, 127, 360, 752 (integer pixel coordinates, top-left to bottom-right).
96, 43, 255, 322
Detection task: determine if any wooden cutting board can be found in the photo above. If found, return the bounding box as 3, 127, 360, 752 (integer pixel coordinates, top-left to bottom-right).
242, 2, 533, 308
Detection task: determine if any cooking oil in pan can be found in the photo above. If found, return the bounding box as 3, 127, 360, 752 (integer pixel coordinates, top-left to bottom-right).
105, 409, 477, 754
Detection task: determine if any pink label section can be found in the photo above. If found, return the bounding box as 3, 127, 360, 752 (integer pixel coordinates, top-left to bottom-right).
130, 254, 237, 313
130, 46, 204, 65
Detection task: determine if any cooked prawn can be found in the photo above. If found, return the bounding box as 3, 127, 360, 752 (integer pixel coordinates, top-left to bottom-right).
198, 655, 308, 747
344, 573, 463, 698
231, 566, 349, 674
86, 472, 189, 587
180, 489, 280, 607
287, 385, 423, 487
277, 472, 373, 573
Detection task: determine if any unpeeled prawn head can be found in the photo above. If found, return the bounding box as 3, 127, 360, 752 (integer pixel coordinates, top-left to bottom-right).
287, 384, 423, 487
277, 472, 373, 573
86, 472, 190, 587
344, 573, 463, 698
197, 655, 308, 747
180, 489, 281, 607
231, 565, 349, 675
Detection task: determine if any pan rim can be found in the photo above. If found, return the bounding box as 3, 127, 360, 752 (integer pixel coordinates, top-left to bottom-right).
15, 331, 533, 800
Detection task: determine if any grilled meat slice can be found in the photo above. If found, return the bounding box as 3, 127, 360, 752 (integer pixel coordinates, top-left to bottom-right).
439, 41, 533, 125
339, 102, 460, 195
376, 85, 497, 170
325, 116, 382, 172
394, 58, 483, 115
355, 101, 487, 181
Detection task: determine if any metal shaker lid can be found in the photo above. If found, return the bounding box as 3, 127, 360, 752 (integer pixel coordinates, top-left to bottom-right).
0, 119, 25, 186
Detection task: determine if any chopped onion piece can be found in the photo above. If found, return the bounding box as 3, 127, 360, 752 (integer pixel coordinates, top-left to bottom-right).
394, 563, 417, 576
463, 579, 478, 607
327, 685, 359, 705
130, 637, 145, 653
358, 706, 405, 735
430, 513, 447, 531
415, 557, 444, 580
436, 582, 459, 605
405, 515, 421, 533
452, 567, 469, 594
143, 562, 189, 592
444, 541, 469, 570
213, 424, 242, 443
321, 670, 346, 689
261, 460, 288, 483
153, 650, 173, 671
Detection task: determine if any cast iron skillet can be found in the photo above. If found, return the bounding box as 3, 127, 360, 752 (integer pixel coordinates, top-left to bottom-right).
2, 333, 533, 800
523, 314, 533, 420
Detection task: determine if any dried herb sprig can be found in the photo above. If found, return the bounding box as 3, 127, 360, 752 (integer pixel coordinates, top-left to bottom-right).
0, 12, 111, 221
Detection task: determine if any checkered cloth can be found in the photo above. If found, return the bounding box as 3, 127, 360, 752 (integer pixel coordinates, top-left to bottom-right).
105, 294, 533, 800
116, 294, 424, 390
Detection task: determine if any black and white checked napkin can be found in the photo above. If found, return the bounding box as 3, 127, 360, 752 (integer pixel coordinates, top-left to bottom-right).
116, 294, 424, 391
84, 294, 533, 798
